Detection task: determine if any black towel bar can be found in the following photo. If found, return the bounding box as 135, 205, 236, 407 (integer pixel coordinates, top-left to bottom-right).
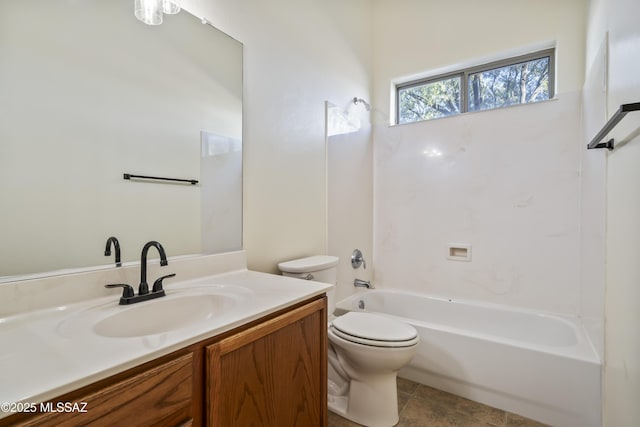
587, 102, 640, 150
123, 173, 198, 185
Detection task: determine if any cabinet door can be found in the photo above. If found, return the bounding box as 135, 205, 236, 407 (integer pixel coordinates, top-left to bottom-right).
14, 353, 194, 427
207, 297, 327, 427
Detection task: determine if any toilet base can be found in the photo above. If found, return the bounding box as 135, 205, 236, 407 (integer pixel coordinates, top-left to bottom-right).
328, 375, 400, 427
328, 394, 349, 416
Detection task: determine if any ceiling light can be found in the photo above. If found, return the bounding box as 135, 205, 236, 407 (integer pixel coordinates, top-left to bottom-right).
162, 0, 181, 15
134, 0, 181, 25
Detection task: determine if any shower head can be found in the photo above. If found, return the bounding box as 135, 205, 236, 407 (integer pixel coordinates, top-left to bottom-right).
353, 97, 371, 111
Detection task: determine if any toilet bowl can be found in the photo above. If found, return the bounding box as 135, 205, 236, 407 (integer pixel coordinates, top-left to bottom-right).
278, 256, 419, 427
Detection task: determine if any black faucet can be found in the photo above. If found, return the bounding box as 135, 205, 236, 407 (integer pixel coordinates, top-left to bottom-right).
104, 236, 121, 267
139, 240, 168, 295
105, 240, 175, 305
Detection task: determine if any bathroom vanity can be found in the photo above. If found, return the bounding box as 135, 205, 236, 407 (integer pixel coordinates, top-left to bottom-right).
0, 252, 330, 427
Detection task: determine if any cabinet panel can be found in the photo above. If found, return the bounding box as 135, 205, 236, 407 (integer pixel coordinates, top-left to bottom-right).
18, 353, 194, 427
207, 298, 327, 427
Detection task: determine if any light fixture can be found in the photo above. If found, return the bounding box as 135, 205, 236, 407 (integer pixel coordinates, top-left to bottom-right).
134, 0, 181, 25
162, 0, 181, 15
134, 0, 162, 25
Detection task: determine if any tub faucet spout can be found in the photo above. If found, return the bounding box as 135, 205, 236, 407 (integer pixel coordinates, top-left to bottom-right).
354, 278, 372, 289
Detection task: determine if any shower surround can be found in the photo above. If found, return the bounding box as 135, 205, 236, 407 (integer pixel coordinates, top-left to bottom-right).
373, 93, 583, 316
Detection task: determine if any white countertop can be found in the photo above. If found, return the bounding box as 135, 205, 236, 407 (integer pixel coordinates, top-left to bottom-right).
0, 262, 331, 419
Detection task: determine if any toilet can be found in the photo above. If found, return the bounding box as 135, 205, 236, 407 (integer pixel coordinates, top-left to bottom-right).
278, 256, 419, 427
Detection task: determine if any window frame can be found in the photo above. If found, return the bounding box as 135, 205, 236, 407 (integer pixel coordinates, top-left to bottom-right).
395, 48, 555, 125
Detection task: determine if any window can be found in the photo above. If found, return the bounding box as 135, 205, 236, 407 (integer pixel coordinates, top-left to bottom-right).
396, 48, 554, 125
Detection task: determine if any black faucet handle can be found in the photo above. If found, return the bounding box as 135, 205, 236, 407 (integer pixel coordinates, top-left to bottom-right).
152, 273, 176, 293
105, 283, 135, 299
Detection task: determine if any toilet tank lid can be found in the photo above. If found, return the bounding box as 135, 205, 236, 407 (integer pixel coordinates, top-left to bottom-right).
278, 255, 339, 273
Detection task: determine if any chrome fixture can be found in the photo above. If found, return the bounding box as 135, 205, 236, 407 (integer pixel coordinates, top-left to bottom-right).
353, 97, 371, 111
134, 0, 181, 26
104, 236, 121, 267
354, 278, 372, 289
104, 240, 175, 305
351, 249, 366, 269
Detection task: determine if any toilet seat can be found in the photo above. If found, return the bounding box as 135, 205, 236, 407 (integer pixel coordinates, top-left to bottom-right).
330, 312, 419, 348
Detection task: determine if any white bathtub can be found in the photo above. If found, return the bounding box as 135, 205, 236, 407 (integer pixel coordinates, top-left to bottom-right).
335, 290, 601, 427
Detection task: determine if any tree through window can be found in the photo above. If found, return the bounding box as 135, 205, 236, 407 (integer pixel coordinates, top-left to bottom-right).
396, 48, 554, 124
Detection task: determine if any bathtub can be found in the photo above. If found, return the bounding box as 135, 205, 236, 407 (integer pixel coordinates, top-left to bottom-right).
335, 290, 601, 427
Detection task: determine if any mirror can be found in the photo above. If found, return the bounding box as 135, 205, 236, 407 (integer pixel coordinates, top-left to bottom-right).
0, 0, 243, 280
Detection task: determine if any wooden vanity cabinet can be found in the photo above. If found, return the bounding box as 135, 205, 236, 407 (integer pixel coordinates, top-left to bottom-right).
207, 297, 328, 426
3, 352, 196, 427
0, 295, 327, 427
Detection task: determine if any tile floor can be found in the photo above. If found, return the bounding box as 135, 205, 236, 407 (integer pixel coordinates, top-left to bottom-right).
327, 377, 550, 427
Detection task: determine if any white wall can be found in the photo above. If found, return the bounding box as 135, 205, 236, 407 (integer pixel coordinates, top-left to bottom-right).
327, 109, 373, 303
372, 0, 587, 106
183, 0, 373, 273
604, 136, 640, 427
370, 0, 588, 315
581, 20, 608, 362
585, 0, 640, 424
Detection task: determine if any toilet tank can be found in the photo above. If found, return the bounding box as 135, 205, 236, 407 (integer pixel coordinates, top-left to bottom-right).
278, 255, 339, 314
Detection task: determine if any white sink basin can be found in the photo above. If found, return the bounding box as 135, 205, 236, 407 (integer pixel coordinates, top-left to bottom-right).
93, 294, 232, 338
57, 285, 253, 338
